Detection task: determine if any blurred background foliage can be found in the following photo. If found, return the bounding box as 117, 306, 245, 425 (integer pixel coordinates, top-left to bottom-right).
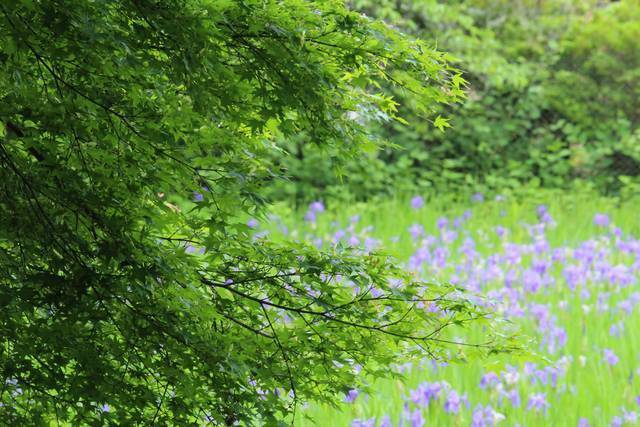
266, 0, 640, 205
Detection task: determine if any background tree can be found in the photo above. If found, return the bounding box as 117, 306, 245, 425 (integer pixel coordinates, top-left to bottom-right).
269, 0, 640, 204
0, 0, 509, 424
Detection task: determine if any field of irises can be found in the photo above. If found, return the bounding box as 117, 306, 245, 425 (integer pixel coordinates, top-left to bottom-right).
263, 191, 640, 427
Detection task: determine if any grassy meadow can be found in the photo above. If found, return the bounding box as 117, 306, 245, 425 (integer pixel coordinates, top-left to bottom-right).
261, 191, 640, 426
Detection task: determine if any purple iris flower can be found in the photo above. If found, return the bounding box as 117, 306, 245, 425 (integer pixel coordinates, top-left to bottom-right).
333, 229, 346, 243
536, 205, 554, 223
523, 268, 542, 293
409, 224, 424, 240
527, 392, 549, 412
506, 389, 521, 407
594, 213, 610, 227
437, 217, 449, 230
344, 389, 359, 403
443, 390, 465, 414
471, 404, 500, 427
547, 327, 568, 354
540, 212, 554, 224
537, 204, 548, 217
619, 299, 634, 314
364, 237, 378, 251
305, 201, 325, 223
411, 196, 425, 210
502, 365, 520, 386
577, 418, 590, 427
610, 322, 623, 337
624, 411, 638, 423
434, 247, 449, 269
409, 409, 425, 427
480, 372, 500, 389
410, 382, 442, 407
603, 349, 619, 366
310, 201, 325, 213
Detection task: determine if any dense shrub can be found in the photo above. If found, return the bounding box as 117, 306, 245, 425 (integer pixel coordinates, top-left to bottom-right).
268, 0, 640, 204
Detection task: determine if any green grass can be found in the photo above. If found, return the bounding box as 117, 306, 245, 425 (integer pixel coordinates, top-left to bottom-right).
267, 191, 640, 426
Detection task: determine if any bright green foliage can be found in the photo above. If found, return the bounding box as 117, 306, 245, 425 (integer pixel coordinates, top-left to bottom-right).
0, 0, 505, 424
270, 0, 640, 203
545, 1, 640, 190
549, 1, 640, 132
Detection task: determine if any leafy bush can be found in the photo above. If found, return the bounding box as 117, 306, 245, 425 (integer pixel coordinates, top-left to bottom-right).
268, 0, 640, 203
